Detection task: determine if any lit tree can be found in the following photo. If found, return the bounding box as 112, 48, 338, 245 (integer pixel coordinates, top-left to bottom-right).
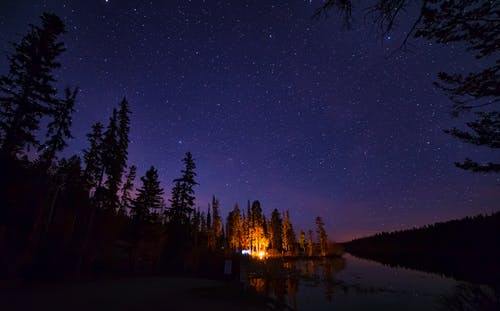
226, 203, 242, 250
307, 229, 314, 257
249, 200, 268, 254
270, 208, 283, 254
298, 230, 306, 255
315, 216, 328, 256
241, 212, 249, 250
282, 210, 297, 255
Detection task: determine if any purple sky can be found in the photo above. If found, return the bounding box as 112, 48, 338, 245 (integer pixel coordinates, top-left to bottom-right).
1, 0, 498, 242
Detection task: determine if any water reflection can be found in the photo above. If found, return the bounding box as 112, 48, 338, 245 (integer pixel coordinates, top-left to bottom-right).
248, 259, 299, 309
245, 254, 480, 311
247, 257, 346, 309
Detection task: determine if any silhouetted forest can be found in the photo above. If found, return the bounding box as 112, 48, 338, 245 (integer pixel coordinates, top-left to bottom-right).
0, 13, 333, 281
344, 212, 500, 286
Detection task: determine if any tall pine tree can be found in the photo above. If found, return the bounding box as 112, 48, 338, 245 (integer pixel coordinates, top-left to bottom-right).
132, 166, 164, 222
167, 152, 198, 225
282, 210, 296, 255
102, 109, 120, 210
83, 122, 104, 193
0, 13, 67, 159
315, 216, 328, 256
38, 87, 78, 169
90, 100, 131, 211
270, 208, 283, 254
208, 195, 222, 250
226, 203, 242, 251
119, 165, 136, 215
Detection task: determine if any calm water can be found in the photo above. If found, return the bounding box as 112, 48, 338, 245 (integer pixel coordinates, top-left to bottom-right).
246, 253, 497, 310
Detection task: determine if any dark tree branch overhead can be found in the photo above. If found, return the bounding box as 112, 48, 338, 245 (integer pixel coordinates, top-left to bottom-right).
454, 158, 500, 173
317, 0, 500, 173
313, 0, 353, 28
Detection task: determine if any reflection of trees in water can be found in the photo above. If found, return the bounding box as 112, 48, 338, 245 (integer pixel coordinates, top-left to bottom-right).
248, 257, 346, 308
248, 258, 500, 310
287, 273, 298, 309
249, 278, 268, 295
320, 257, 346, 301
299, 259, 320, 287
438, 283, 500, 311
248, 258, 299, 309
322, 259, 334, 301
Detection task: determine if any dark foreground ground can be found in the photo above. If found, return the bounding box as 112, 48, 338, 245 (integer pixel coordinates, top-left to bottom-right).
1, 277, 271, 311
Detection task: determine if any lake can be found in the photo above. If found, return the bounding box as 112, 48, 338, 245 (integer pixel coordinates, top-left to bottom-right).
245, 253, 498, 310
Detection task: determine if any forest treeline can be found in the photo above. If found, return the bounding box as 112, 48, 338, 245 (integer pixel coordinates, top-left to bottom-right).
344, 212, 500, 286
0, 13, 334, 280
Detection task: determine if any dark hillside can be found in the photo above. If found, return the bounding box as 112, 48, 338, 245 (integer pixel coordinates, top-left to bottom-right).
343, 212, 500, 286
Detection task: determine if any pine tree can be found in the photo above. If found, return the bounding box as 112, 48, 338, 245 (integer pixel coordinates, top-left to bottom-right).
104, 98, 132, 210
46, 155, 84, 232
192, 208, 201, 247
206, 205, 212, 232
249, 200, 267, 254
117, 98, 131, 167
102, 109, 120, 210
241, 213, 249, 250
200, 212, 208, 247
83, 122, 104, 192
210, 196, 223, 250
119, 165, 136, 215
0, 13, 67, 158
270, 208, 283, 254
226, 203, 242, 250
167, 152, 198, 225
299, 230, 306, 255
132, 166, 164, 222
38, 87, 77, 169
315, 216, 328, 256
282, 210, 296, 255
307, 229, 314, 257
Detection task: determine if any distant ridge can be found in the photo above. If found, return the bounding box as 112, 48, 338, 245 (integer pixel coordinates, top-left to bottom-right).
342, 211, 500, 286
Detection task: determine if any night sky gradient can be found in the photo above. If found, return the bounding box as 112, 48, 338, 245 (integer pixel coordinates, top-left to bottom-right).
1, 1, 498, 241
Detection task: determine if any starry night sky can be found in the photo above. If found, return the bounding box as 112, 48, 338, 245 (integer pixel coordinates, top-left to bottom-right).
1, 1, 498, 241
